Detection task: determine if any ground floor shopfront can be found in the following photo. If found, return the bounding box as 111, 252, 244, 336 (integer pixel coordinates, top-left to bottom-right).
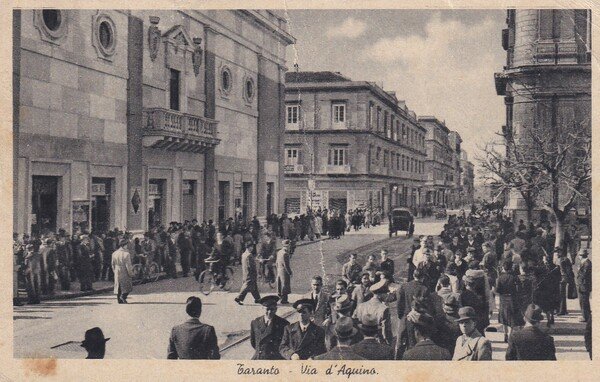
283, 177, 422, 216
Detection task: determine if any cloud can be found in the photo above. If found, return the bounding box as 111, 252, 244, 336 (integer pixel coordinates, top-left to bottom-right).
362, 13, 505, 170
327, 17, 367, 39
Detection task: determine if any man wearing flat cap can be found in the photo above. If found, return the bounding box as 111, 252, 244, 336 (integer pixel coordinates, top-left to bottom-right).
168, 296, 220, 359
353, 279, 392, 345
276, 240, 293, 304
250, 295, 289, 360
279, 299, 326, 360
351, 314, 395, 360
323, 294, 363, 350
402, 312, 451, 360
314, 317, 366, 360
81, 327, 109, 359
506, 304, 556, 360
452, 306, 492, 361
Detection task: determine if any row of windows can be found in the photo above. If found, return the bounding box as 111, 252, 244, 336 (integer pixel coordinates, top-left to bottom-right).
377, 148, 424, 174
285, 147, 347, 166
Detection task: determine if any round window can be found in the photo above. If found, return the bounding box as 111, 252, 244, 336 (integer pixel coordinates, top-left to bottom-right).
99, 21, 114, 50
42, 9, 62, 31
222, 69, 231, 92
245, 79, 254, 100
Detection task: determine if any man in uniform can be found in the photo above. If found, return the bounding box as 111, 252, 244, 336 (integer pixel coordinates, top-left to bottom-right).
506, 303, 556, 360
353, 279, 392, 345
452, 306, 492, 361
279, 299, 326, 360
351, 314, 394, 360
276, 240, 293, 304
314, 317, 366, 360
304, 276, 331, 326
250, 295, 289, 360
168, 296, 220, 359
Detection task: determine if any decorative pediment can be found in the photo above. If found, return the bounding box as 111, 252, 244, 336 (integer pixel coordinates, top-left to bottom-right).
162, 25, 194, 48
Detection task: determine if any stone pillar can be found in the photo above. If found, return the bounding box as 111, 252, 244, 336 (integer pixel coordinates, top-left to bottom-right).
126, 15, 144, 232
13, 10, 21, 233
203, 26, 217, 221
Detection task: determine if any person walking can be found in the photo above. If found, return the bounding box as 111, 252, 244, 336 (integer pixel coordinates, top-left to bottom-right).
557, 251, 576, 316
452, 306, 492, 361
250, 295, 289, 360
279, 299, 327, 360
111, 238, 133, 304
496, 260, 524, 342
505, 303, 556, 360
576, 249, 592, 322
23, 244, 41, 304
235, 242, 261, 305
276, 240, 293, 304
167, 296, 220, 359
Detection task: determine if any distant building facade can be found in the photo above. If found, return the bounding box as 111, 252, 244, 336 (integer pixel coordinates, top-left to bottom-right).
283, 71, 427, 215
448, 131, 463, 208
418, 116, 454, 206
14, 9, 294, 235
494, 9, 591, 222
460, 151, 475, 207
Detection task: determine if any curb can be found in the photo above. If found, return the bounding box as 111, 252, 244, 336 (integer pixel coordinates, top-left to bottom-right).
16, 236, 333, 303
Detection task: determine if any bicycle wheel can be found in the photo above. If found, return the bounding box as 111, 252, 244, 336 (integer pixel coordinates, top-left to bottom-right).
221, 267, 234, 292
131, 264, 143, 281
148, 262, 160, 282
198, 270, 215, 296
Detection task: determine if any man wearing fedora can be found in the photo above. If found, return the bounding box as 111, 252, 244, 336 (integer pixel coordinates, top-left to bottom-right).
250, 295, 289, 360
279, 299, 326, 360
314, 317, 366, 360
432, 293, 463, 357
351, 314, 394, 360
276, 240, 292, 304
111, 238, 133, 304
323, 294, 363, 350
168, 296, 220, 359
353, 279, 392, 345
81, 327, 109, 359
402, 312, 451, 360
452, 306, 492, 361
304, 275, 331, 326
235, 242, 261, 305
576, 249, 592, 323
506, 304, 556, 360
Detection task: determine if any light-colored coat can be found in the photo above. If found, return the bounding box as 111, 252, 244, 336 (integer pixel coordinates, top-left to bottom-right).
452, 330, 492, 361
276, 248, 292, 295
112, 247, 133, 294
353, 297, 392, 345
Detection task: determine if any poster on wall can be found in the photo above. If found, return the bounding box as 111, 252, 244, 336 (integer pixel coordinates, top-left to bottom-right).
72, 201, 90, 234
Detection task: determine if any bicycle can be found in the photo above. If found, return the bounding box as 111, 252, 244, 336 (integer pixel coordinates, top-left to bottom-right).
131, 255, 160, 283
197, 259, 234, 295
257, 257, 275, 289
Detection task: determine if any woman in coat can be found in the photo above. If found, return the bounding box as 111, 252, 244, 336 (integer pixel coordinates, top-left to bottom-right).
495, 261, 524, 342
557, 252, 575, 316
112, 239, 133, 304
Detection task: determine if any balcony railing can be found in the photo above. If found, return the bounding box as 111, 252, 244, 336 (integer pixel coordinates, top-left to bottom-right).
143, 108, 220, 152
284, 164, 305, 174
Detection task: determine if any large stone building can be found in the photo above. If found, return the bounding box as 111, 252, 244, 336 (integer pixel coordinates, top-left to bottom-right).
448, 131, 463, 208
460, 151, 475, 207
418, 116, 455, 206
494, 9, 591, 222
283, 71, 427, 215
13, 9, 294, 235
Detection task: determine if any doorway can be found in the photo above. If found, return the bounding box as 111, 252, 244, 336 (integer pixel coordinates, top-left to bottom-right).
31, 176, 59, 236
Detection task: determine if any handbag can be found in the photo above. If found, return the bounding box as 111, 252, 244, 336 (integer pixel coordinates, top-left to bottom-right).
567, 281, 578, 299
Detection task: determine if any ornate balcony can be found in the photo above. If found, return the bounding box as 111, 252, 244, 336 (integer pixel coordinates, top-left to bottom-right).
142, 108, 220, 152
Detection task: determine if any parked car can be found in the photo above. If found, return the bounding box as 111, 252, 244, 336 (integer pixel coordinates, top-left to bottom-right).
388, 207, 414, 237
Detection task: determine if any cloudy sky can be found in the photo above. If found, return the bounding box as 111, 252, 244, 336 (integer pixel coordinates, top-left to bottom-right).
285, 10, 507, 180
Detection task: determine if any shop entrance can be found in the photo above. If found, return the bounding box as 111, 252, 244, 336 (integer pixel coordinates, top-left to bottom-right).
91, 178, 113, 233
182, 180, 197, 222
218, 181, 230, 223
148, 179, 166, 229
31, 176, 59, 236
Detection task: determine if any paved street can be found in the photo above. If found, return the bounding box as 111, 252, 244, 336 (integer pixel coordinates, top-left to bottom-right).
14, 218, 589, 360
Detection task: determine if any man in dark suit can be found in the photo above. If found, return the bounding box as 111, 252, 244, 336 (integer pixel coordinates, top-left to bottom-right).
506, 304, 556, 360
250, 295, 289, 360
379, 249, 395, 282
577, 249, 592, 322
314, 317, 366, 360
279, 299, 326, 360
167, 296, 220, 359
304, 276, 331, 326
402, 312, 452, 360
351, 314, 394, 360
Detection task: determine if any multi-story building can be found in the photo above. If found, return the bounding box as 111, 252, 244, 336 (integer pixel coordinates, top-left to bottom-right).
418, 116, 454, 206
283, 71, 427, 215
494, 9, 591, 222
13, 9, 294, 235
448, 131, 463, 208
460, 151, 475, 207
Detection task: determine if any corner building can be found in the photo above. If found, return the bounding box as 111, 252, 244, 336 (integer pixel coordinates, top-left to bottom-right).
283, 72, 427, 215
14, 9, 294, 235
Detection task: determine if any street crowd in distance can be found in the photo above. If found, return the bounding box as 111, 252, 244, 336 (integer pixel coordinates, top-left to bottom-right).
13, 207, 592, 361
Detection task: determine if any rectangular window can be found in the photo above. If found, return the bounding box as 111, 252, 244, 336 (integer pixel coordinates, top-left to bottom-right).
384, 111, 389, 137
169, 69, 180, 111
396, 154, 400, 169
376, 147, 381, 161
333, 103, 346, 127
368, 102, 374, 130
383, 150, 388, 167
286, 105, 299, 129
377, 107, 381, 132
391, 116, 396, 140
285, 148, 300, 165
328, 147, 348, 166
402, 155, 405, 171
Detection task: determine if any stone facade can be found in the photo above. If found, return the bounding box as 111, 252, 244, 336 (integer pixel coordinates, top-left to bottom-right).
14, 9, 294, 235
495, 9, 591, 223
283, 72, 426, 215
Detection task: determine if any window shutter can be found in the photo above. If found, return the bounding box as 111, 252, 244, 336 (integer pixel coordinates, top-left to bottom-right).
328, 149, 332, 165
298, 149, 303, 164
344, 149, 349, 165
